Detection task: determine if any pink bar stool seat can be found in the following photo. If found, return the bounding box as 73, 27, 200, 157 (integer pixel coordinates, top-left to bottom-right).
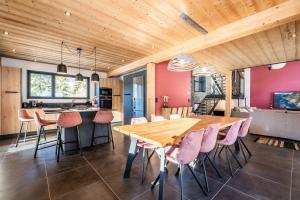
16, 109, 36, 147
91, 111, 115, 150
56, 112, 83, 162
33, 112, 58, 159
151, 130, 207, 199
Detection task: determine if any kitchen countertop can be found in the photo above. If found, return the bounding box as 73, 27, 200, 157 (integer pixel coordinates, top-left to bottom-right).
25, 107, 115, 114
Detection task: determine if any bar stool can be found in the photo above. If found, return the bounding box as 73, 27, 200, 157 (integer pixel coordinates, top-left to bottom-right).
57, 112, 82, 162
33, 112, 57, 158
91, 111, 114, 150
16, 109, 35, 147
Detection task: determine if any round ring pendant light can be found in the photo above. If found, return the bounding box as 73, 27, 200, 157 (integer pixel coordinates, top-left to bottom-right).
57, 42, 67, 74
167, 53, 197, 72
75, 48, 83, 82
91, 47, 100, 82
192, 63, 216, 76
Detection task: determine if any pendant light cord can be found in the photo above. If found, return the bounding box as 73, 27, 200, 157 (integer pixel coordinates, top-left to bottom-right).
94, 47, 97, 73
61, 41, 64, 63
78, 49, 81, 73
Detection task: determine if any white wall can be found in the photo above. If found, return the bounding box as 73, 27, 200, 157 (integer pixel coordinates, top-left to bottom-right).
244, 68, 251, 107
1, 57, 107, 103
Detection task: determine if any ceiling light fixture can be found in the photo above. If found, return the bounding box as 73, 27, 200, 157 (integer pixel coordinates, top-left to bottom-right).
64, 11, 71, 16
168, 53, 197, 72
57, 41, 67, 74
192, 63, 216, 76
12, 49, 16, 53
4, 31, 9, 35
91, 47, 100, 82
75, 48, 83, 82
268, 62, 286, 70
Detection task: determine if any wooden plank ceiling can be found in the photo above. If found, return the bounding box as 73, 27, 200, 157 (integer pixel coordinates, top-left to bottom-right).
0, 0, 286, 72
193, 20, 299, 70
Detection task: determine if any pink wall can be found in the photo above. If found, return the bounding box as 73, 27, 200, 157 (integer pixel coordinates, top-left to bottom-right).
251, 61, 300, 109
155, 61, 191, 114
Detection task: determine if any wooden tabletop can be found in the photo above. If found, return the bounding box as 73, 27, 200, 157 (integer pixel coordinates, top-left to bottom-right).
113, 115, 245, 147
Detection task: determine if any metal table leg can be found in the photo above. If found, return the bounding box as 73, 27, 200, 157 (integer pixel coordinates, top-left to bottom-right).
158, 148, 166, 200
124, 137, 138, 178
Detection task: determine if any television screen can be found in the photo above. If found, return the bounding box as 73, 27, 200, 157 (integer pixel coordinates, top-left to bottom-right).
274, 92, 300, 110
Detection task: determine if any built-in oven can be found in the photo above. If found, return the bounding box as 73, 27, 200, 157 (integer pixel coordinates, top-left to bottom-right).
99, 87, 112, 109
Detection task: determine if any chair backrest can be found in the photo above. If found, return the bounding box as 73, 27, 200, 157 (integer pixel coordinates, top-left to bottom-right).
131, 117, 148, 125
18, 109, 33, 120
220, 120, 243, 145
200, 123, 221, 153
239, 117, 252, 137
33, 111, 43, 127
57, 112, 82, 128
151, 114, 165, 122
176, 129, 204, 164
169, 114, 181, 120
93, 110, 114, 124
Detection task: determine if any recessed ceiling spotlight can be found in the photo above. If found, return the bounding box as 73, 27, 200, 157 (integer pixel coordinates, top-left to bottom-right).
64, 11, 71, 16
12, 49, 16, 53
4, 31, 9, 35
107, 66, 110, 69
121, 59, 125, 62
34, 57, 37, 62
292, 33, 297, 38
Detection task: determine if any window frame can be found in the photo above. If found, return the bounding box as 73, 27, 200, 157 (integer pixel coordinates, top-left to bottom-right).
27, 70, 90, 99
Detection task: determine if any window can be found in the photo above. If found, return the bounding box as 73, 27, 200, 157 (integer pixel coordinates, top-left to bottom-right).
28, 71, 90, 99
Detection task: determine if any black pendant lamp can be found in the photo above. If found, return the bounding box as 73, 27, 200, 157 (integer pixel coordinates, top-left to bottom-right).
75, 48, 83, 81
91, 47, 100, 82
57, 42, 67, 74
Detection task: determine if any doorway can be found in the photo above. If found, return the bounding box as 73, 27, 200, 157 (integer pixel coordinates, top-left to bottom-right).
123, 70, 146, 124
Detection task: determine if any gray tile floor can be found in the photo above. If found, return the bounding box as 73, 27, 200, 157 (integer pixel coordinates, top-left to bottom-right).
0, 131, 299, 200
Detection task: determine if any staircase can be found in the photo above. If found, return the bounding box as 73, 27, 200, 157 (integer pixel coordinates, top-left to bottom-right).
193, 74, 226, 115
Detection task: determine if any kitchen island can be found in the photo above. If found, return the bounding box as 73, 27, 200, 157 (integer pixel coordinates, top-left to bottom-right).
42, 107, 118, 151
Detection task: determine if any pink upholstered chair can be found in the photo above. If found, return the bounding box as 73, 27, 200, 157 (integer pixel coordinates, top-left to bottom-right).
198, 123, 222, 192
33, 112, 57, 158
169, 114, 181, 120
214, 120, 243, 176
151, 130, 207, 199
16, 109, 35, 147
151, 114, 165, 122
237, 117, 253, 162
91, 111, 115, 150
131, 117, 157, 183
56, 112, 82, 162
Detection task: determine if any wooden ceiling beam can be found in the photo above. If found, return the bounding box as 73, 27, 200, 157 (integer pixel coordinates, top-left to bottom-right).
108, 0, 300, 76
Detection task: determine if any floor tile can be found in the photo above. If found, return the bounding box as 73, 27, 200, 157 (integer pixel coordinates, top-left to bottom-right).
228, 171, 290, 200
243, 160, 291, 185
213, 186, 255, 200
291, 188, 300, 200
292, 171, 300, 190
48, 165, 100, 199
55, 181, 116, 200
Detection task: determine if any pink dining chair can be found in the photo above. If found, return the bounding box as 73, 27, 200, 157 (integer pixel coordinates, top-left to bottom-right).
151, 129, 207, 199
16, 109, 35, 147
213, 120, 243, 176
91, 111, 115, 150
198, 123, 222, 192
131, 117, 157, 183
33, 112, 57, 159
56, 112, 82, 162
151, 114, 165, 122
237, 117, 253, 162
169, 114, 181, 120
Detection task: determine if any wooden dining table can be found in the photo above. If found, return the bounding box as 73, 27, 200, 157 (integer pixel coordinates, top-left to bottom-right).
113, 115, 245, 200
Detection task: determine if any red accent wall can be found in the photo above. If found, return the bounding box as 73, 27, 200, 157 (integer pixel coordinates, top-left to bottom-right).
155, 61, 191, 114
251, 61, 300, 109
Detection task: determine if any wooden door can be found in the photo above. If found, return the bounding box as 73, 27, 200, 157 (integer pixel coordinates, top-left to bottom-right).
1, 67, 21, 134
